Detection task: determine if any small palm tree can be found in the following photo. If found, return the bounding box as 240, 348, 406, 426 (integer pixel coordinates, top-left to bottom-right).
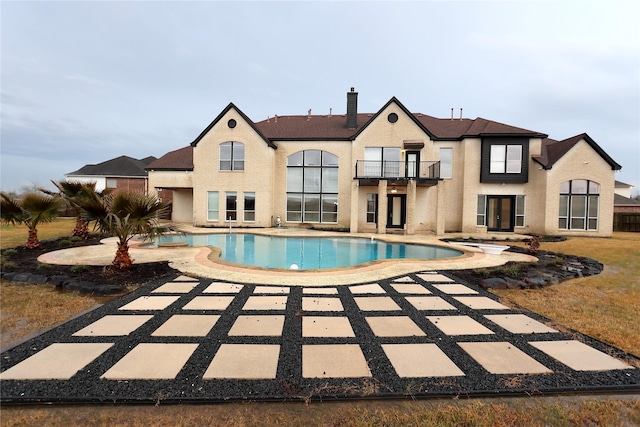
76, 189, 168, 271
43, 180, 105, 239
0, 192, 62, 249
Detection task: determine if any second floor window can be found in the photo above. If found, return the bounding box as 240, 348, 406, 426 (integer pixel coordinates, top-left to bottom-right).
490, 145, 522, 174
220, 142, 245, 171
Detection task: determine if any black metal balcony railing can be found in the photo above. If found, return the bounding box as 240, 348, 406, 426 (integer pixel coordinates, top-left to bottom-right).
355, 160, 440, 179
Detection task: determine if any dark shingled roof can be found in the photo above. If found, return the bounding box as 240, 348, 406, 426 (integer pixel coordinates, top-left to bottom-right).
66, 155, 157, 177
146, 146, 193, 171
533, 133, 621, 171
614, 194, 640, 206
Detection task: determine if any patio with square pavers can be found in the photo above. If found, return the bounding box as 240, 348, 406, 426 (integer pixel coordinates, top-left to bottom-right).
1, 272, 638, 403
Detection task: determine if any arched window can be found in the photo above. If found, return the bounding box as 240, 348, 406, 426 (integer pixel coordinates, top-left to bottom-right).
220, 142, 244, 171
559, 180, 599, 230
286, 150, 338, 223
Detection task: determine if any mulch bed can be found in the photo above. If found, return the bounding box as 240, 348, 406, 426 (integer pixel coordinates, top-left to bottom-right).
0, 235, 177, 293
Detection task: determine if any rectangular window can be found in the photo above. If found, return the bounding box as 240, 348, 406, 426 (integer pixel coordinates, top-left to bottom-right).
363, 147, 401, 177
476, 195, 486, 226
367, 194, 378, 223
588, 195, 598, 230
515, 195, 525, 227
106, 178, 118, 188
207, 191, 219, 221
244, 192, 255, 222
286, 194, 302, 222
303, 194, 320, 222
559, 195, 569, 229
570, 195, 587, 230
321, 194, 338, 223
490, 145, 522, 174
440, 148, 453, 179
225, 192, 237, 221
220, 142, 244, 171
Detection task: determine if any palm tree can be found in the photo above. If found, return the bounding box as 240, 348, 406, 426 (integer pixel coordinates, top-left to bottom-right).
0, 192, 62, 249
76, 189, 168, 271
41, 181, 92, 239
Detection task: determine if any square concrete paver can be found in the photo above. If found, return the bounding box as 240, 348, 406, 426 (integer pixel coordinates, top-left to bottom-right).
302, 297, 344, 312
390, 283, 431, 294
433, 284, 479, 295
228, 315, 285, 336
405, 296, 457, 311
366, 316, 426, 337
530, 340, 633, 371
459, 342, 552, 374
119, 296, 181, 311
485, 314, 558, 334
302, 287, 338, 295
302, 344, 371, 378
0, 343, 114, 380
303, 317, 355, 337
173, 275, 199, 282
392, 276, 415, 283
243, 296, 288, 311
453, 296, 510, 310
253, 286, 290, 294
73, 315, 154, 336
382, 344, 465, 377
102, 343, 198, 380
354, 297, 401, 311
349, 283, 386, 294
427, 316, 494, 336
417, 274, 453, 282
151, 315, 220, 337
182, 296, 235, 311
203, 344, 280, 379
152, 282, 200, 294
203, 282, 244, 293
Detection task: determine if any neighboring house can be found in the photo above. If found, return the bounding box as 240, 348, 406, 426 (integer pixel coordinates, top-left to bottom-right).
146, 89, 622, 236
613, 181, 640, 214
66, 155, 157, 193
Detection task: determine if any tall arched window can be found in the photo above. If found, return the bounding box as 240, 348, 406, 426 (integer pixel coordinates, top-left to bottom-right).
559, 180, 599, 230
286, 150, 338, 223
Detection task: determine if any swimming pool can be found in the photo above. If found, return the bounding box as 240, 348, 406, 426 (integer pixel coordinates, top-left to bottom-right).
148, 234, 463, 270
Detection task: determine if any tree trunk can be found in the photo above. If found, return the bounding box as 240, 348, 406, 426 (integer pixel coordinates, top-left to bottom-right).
112, 242, 133, 272
72, 215, 91, 239
25, 228, 40, 249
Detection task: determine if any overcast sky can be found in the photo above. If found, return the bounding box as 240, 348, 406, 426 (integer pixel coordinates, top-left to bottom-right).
2, 1, 638, 195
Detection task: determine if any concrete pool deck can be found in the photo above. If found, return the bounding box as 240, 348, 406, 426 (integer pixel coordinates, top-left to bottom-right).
37, 227, 538, 286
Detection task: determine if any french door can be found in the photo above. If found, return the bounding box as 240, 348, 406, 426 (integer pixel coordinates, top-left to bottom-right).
487, 196, 515, 232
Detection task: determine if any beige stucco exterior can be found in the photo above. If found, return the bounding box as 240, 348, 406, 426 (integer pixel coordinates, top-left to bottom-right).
147, 98, 620, 237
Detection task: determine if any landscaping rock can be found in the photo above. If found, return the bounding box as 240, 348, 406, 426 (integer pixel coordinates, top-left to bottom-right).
504, 277, 528, 289
524, 276, 549, 287
26, 274, 48, 284
480, 277, 508, 289
48, 275, 71, 286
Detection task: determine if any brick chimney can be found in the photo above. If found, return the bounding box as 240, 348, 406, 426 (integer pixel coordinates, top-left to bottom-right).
346, 87, 358, 129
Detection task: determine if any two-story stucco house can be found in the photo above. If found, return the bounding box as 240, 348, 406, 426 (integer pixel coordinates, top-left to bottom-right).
146, 89, 621, 237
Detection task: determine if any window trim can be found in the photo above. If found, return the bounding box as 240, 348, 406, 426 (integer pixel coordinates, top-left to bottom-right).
480, 138, 529, 183
366, 193, 378, 224
225, 191, 237, 221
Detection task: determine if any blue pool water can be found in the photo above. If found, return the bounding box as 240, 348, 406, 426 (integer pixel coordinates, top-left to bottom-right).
149, 234, 462, 270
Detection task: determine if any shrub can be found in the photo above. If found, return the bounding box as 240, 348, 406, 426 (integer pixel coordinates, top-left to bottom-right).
70, 265, 88, 273
524, 234, 541, 255
3, 248, 18, 257
37, 263, 52, 271
69, 236, 82, 242
58, 239, 72, 248
0, 256, 16, 269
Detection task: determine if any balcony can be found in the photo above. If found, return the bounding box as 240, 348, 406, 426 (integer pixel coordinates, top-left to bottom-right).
355, 160, 440, 184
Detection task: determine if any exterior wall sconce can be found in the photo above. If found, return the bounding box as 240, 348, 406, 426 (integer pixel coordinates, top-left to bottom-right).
391, 185, 397, 193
